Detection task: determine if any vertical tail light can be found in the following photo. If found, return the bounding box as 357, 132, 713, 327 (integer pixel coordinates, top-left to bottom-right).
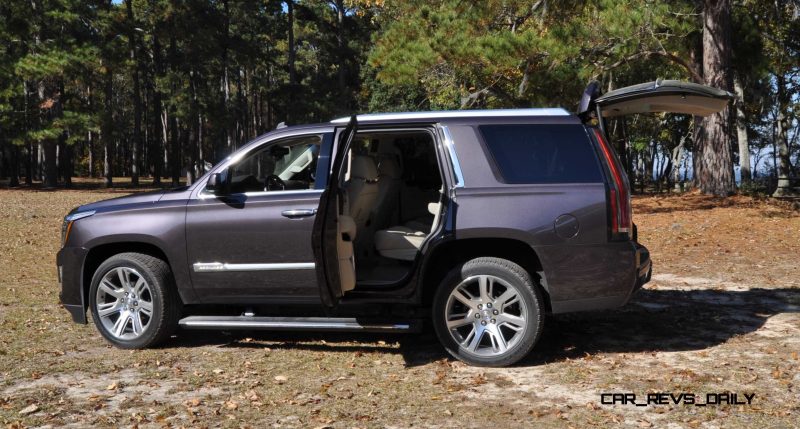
592, 128, 631, 239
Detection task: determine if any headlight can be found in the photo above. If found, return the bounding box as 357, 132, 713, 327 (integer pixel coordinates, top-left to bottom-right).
61, 210, 96, 247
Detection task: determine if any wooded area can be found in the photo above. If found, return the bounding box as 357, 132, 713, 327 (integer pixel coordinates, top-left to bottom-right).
0, 0, 797, 196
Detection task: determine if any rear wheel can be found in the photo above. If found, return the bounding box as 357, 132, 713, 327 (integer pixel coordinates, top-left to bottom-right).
89, 252, 181, 349
432, 257, 544, 367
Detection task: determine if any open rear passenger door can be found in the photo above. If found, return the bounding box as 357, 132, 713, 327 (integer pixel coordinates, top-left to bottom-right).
312, 116, 358, 308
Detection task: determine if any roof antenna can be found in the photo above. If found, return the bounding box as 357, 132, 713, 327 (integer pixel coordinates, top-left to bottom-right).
276, 122, 287, 129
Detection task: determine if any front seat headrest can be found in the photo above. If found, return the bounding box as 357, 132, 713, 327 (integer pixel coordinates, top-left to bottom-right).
350, 155, 379, 182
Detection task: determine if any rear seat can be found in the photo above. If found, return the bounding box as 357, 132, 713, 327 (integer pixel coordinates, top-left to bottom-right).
374, 202, 440, 261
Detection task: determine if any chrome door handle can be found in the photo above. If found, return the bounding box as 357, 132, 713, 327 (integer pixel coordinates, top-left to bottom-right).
281, 209, 317, 218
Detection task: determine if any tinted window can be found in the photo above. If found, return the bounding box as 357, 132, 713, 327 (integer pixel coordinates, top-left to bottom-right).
479, 124, 602, 184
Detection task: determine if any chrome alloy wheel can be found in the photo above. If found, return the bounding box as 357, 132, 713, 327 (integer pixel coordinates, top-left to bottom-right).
444, 275, 528, 357
95, 267, 154, 340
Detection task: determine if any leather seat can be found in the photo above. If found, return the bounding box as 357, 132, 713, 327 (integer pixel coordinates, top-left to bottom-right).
370, 151, 403, 232
345, 155, 379, 229
375, 202, 441, 261
337, 215, 357, 292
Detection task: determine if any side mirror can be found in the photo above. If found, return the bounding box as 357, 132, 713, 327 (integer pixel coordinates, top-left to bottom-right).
206, 170, 228, 195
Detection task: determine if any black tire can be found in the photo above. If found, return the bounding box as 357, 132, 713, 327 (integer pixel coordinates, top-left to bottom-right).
89, 252, 181, 349
432, 257, 545, 367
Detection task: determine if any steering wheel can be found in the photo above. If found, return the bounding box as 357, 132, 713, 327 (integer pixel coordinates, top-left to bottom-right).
265, 174, 286, 191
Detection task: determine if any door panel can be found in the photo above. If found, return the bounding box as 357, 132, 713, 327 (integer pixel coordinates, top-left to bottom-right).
186, 191, 322, 302
313, 117, 358, 308
185, 132, 332, 304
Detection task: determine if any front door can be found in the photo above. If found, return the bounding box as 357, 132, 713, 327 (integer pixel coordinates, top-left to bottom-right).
313, 117, 358, 308
186, 132, 333, 303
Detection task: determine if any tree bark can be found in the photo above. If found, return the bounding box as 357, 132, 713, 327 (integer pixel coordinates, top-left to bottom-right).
150, 5, 164, 185
772, 73, 793, 197
222, 0, 232, 151
38, 80, 58, 188
733, 73, 751, 185
695, 0, 735, 196
102, 63, 114, 188
287, 1, 296, 87
336, 0, 347, 102
126, 0, 142, 186
672, 133, 689, 191
169, 34, 180, 186
9, 144, 20, 187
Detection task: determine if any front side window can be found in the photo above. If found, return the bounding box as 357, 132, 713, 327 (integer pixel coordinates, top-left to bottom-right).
228, 135, 322, 193
479, 124, 603, 184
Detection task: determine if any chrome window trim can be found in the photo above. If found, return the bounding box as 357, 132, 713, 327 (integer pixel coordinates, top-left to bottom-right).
193, 262, 316, 272
440, 125, 465, 188
331, 108, 570, 123
197, 188, 323, 200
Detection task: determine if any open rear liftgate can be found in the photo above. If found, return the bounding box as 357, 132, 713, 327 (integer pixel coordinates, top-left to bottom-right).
178, 315, 421, 333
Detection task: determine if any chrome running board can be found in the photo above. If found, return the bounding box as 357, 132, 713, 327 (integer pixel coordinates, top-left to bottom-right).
178, 316, 421, 333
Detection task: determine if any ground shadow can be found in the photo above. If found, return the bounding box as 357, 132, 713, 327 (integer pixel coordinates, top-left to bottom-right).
517, 287, 799, 366
164, 287, 798, 368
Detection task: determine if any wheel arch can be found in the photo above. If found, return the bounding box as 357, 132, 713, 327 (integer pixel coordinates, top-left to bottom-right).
420, 237, 551, 312
82, 242, 183, 312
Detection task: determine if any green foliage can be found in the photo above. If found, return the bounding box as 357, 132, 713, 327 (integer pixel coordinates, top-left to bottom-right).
0, 0, 796, 189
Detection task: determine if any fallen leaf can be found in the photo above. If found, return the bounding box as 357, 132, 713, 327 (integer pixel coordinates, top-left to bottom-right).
106, 382, 118, 391
19, 404, 38, 415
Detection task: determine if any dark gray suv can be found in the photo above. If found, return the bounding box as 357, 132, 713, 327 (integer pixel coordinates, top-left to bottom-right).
57, 80, 731, 366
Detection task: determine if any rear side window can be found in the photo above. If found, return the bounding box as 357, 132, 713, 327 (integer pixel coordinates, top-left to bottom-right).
479, 124, 603, 184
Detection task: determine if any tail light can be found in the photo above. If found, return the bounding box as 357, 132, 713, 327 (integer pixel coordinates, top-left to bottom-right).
592, 128, 631, 239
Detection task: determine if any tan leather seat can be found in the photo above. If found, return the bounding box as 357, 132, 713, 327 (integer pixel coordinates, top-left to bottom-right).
345, 155, 379, 230
370, 151, 403, 232
337, 215, 357, 292
375, 202, 441, 261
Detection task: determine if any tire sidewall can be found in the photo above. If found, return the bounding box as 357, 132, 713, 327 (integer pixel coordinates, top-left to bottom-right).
432, 258, 543, 367
89, 255, 166, 349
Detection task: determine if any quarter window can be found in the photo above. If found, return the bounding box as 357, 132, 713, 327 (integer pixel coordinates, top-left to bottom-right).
479, 124, 603, 184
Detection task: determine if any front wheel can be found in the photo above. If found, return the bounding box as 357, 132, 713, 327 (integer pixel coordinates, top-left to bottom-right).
432, 257, 545, 367
89, 252, 181, 349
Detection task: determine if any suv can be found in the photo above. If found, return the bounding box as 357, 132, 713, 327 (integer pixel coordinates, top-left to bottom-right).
57, 80, 731, 366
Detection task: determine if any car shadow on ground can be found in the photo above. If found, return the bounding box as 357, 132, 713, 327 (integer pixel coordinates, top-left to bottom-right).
166, 287, 799, 368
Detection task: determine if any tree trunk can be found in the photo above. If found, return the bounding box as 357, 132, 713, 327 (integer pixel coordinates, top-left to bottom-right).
87, 85, 94, 178
695, 0, 735, 196
222, 0, 232, 151
102, 63, 114, 188
287, 0, 297, 90
169, 34, 180, 186
9, 144, 20, 187
772, 74, 793, 197
38, 80, 58, 188
733, 74, 751, 186
126, 0, 142, 186
151, 9, 164, 185
25, 143, 33, 185
63, 139, 72, 188
336, 0, 346, 102
672, 133, 688, 191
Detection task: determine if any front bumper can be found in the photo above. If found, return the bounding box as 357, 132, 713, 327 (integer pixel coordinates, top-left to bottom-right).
56, 246, 89, 324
